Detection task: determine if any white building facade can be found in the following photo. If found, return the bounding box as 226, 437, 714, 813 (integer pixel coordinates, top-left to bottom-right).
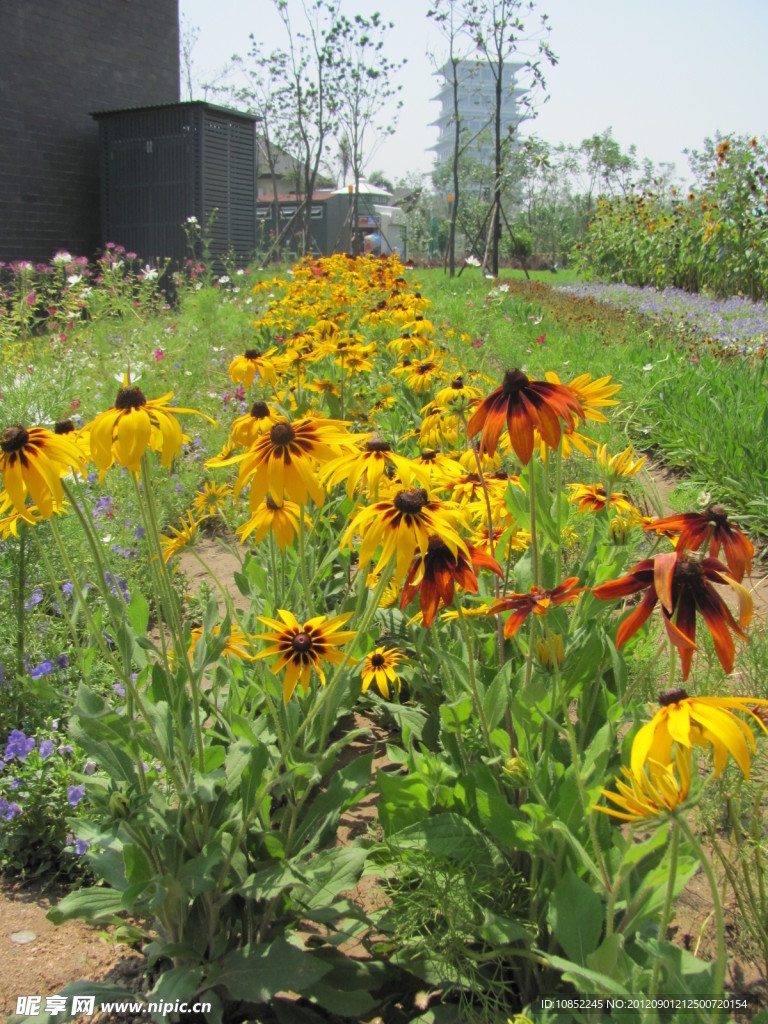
430, 59, 527, 167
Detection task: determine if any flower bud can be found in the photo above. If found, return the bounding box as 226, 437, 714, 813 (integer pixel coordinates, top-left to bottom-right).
608, 514, 632, 545
109, 792, 130, 818
502, 756, 531, 787
536, 632, 565, 670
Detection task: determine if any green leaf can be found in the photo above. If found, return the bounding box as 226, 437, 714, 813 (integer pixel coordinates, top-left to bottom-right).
48, 886, 125, 925
217, 939, 332, 1001
482, 663, 512, 730
389, 812, 487, 861
5, 982, 140, 1024
377, 771, 431, 833
547, 869, 603, 964
477, 909, 532, 946
544, 952, 630, 997
127, 589, 150, 636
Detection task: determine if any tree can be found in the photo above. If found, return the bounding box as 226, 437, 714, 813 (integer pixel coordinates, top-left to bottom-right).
267, 0, 348, 257
462, 0, 556, 276
334, 13, 405, 255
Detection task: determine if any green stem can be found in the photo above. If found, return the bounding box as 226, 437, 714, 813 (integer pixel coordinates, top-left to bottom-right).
456, 601, 495, 757
298, 506, 315, 617
15, 527, 26, 682
649, 822, 679, 1001
674, 815, 725, 1010
30, 527, 83, 670
528, 456, 540, 588
554, 442, 563, 586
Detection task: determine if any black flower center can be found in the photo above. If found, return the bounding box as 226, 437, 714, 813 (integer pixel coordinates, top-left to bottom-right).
659, 687, 689, 706
394, 488, 428, 514
251, 401, 270, 419
708, 505, 728, 525
451, 376, 464, 390
0, 425, 29, 453
54, 419, 75, 435
114, 386, 147, 410
370, 653, 385, 668
365, 437, 391, 453
292, 632, 313, 653
427, 536, 450, 556
674, 557, 702, 582
266, 495, 281, 511
502, 369, 528, 396
244, 348, 261, 360
420, 450, 438, 462
270, 422, 295, 446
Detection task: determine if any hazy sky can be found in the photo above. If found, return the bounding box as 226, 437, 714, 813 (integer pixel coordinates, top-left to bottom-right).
179, 0, 767, 186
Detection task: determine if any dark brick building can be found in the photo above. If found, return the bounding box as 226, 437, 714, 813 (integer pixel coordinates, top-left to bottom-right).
0, 0, 179, 262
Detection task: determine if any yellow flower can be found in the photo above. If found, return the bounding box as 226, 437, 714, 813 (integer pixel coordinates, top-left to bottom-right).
160, 511, 204, 563
0, 424, 83, 518
88, 382, 214, 474
192, 481, 233, 517
321, 436, 430, 499
236, 495, 309, 551
213, 415, 358, 509
594, 748, 692, 822
188, 624, 256, 661
255, 609, 356, 702
228, 347, 280, 387
631, 688, 768, 782
595, 443, 646, 479
341, 487, 468, 583
229, 401, 278, 449
361, 646, 405, 698
433, 375, 484, 411
0, 491, 43, 538
546, 371, 621, 424
569, 483, 637, 515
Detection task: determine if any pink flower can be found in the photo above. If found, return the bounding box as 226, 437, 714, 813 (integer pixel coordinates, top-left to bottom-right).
472, 338, 484, 349
26, 292, 36, 307
535, 333, 546, 345
153, 348, 165, 361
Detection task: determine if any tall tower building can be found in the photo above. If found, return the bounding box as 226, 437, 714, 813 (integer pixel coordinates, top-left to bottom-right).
430, 59, 527, 167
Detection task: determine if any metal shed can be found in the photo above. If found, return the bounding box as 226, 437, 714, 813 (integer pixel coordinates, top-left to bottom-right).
93, 101, 258, 266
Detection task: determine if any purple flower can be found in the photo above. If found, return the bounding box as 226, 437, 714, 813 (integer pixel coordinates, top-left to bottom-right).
62, 581, 74, 596
0, 759, 4, 772
39, 739, 54, 761
74, 838, 90, 856
57, 744, 74, 756
0, 798, 22, 820
67, 785, 85, 808
24, 587, 43, 611
29, 660, 55, 679
56, 654, 69, 670
10, 777, 22, 790
112, 683, 126, 698
135, 527, 146, 540
5, 730, 35, 761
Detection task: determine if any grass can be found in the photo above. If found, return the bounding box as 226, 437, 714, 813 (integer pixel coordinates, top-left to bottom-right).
415, 268, 768, 538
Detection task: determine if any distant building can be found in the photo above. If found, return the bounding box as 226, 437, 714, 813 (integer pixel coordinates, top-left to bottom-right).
430, 59, 527, 167
0, 0, 179, 262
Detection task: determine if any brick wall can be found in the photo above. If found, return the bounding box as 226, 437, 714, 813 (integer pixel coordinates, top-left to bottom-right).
0, 0, 179, 262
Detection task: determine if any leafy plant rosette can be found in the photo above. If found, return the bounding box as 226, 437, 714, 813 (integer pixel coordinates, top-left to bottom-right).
0, 253, 765, 1023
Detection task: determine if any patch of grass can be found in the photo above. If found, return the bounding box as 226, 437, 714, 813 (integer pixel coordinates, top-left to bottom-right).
415, 269, 768, 537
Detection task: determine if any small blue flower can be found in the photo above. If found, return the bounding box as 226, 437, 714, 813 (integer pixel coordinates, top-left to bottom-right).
135, 526, 146, 540
57, 744, 74, 756
5, 730, 35, 761
24, 587, 44, 611
29, 660, 55, 679
67, 785, 85, 808
62, 581, 74, 596
56, 654, 70, 670
39, 739, 54, 761
9, 777, 22, 790
113, 683, 126, 698
1, 799, 23, 820
74, 838, 90, 856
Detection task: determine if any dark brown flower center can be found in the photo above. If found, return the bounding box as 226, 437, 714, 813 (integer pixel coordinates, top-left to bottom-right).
502, 369, 529, 396
250, 401, 270, 419
266, 495, 281, 511
394, 488, 428, 514
244, 348, 261, 360
292, 632, 313, 653
427, 536, 450, 556
659, 687, 688, 706
370, 653, 385, 668
54, 419, 75, 435
365, 437, 391, 453
674, 557, 702, 582
114, 386, 147, 410
270, 422, 295, 446
0, 425, 28, 453
450, 376, 465, 390
708, 505, 728, 525
420, 450, 438, 462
